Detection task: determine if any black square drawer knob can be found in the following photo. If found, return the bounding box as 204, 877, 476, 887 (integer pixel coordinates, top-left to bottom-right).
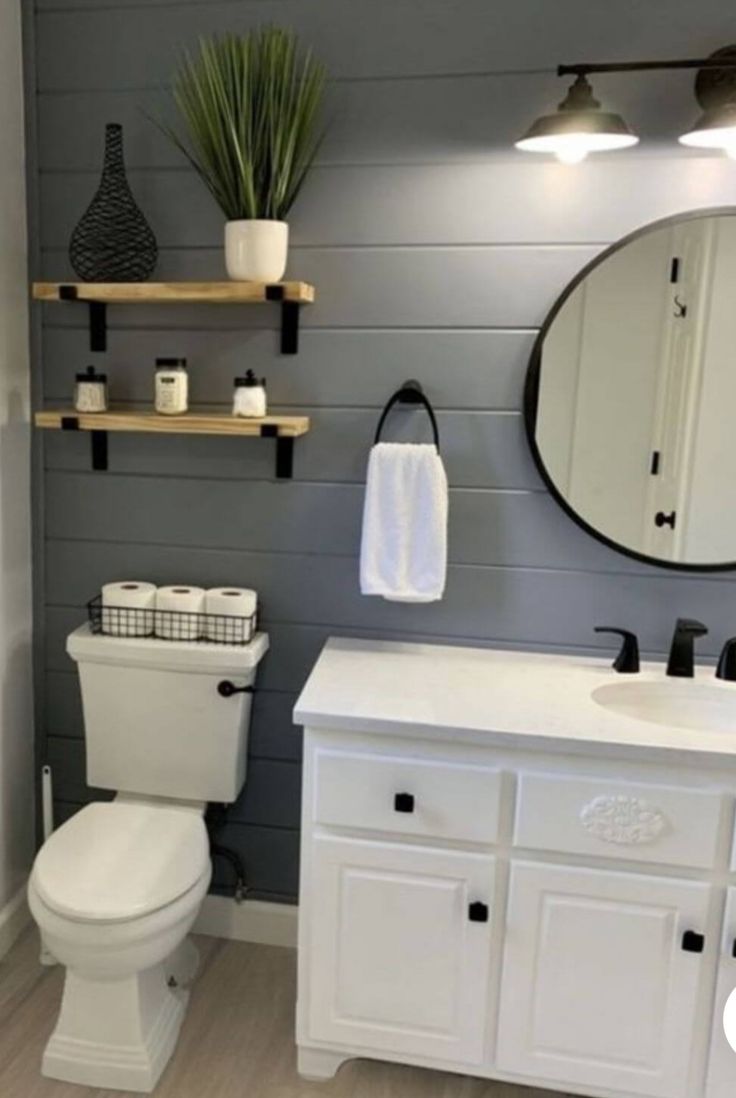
681, 930, 705, 954
394, 792, 414, 813
468, 902, 489, 923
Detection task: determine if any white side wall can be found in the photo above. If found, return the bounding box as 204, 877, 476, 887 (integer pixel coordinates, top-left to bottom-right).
0, 0, 35, 908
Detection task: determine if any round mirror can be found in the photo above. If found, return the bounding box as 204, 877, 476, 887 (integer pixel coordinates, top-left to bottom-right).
526, 208, 736, 571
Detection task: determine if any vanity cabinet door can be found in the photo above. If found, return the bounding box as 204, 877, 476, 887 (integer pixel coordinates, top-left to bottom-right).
305, 835, 496, 1064
705, 888, 736, 1098
496, 862, 710, 1098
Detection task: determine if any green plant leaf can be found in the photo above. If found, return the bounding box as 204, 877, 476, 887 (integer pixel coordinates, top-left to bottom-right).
157, 27, 326, 222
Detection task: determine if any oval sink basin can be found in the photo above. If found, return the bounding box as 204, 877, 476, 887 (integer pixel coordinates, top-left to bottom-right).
591, 680, 736, 734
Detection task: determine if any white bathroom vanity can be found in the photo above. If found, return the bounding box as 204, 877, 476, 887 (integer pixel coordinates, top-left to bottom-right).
294, 638, 736, 1098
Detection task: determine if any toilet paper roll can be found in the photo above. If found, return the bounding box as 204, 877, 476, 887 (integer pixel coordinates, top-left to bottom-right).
154, 586, 205, 641
101, 581, 156, 637
204, 587, 258, 644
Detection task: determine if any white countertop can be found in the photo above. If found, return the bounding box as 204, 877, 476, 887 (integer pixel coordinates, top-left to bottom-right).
293, 637, 736, 764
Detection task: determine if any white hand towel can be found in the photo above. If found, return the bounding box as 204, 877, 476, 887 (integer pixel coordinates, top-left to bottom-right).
360, 442, 448, 603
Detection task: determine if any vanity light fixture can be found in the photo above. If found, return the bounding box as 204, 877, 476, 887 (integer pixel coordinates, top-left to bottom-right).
517, 46, 736, 162
515, 74, 638, 164
679, 47, 736, 157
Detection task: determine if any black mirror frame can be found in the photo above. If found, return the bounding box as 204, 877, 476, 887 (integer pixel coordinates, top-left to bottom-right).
524, 205, 736, 574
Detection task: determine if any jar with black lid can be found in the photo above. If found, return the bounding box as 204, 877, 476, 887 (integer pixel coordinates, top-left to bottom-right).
155, 357, 188, 415
74, 365, 108, 413
233, 369, 267, 418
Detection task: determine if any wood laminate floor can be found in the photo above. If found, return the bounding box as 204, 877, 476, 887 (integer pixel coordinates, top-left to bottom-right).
0, 928, 569, 1098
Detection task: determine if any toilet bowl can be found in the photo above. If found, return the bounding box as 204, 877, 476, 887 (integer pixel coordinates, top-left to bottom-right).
29, 798, 211, 1092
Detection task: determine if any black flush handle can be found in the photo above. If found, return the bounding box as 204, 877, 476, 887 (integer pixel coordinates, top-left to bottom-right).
468, 902, 489, 923
655, 510, 676, 529
394, 792, 415, 813
681, 930, 705, 954
217, 680, 254, 698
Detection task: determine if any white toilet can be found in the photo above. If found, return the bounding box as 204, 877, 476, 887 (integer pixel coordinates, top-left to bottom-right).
28, 623, 269, 1092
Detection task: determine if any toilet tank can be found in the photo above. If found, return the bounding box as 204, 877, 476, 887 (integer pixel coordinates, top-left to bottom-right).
67, 624, 269, 803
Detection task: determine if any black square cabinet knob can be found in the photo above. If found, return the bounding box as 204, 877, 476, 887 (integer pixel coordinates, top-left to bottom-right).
681, 930, 705, 954
393, 792, 415, 813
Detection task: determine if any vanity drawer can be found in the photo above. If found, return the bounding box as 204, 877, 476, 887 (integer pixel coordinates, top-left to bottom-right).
513, 772, 724, 869
312, 747, 502, 844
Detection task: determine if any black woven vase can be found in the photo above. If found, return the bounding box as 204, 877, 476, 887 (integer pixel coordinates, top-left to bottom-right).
69, 123, 158, 282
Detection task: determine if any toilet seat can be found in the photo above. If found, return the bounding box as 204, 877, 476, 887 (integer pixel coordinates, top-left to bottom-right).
32, 801, 210, 923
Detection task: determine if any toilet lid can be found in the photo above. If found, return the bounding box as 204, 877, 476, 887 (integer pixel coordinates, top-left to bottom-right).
32, 802, 210, 922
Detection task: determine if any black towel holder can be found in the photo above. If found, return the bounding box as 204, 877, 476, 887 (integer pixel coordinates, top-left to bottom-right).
374, 380, 440, 451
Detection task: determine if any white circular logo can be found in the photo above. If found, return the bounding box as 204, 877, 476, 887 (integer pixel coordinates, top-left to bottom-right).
724, 988, 736, 1053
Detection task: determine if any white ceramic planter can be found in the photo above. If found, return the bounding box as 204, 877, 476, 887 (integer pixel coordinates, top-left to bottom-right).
225, 219, 289, 282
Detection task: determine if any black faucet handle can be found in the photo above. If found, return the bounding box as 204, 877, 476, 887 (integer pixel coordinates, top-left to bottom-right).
594, 627, 640, 674
675, 618, 708, 638
716, 638, 736, 682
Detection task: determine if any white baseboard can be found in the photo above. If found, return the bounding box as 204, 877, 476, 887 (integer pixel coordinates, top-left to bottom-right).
193, 896, 297, 949
0, 882, 31, 960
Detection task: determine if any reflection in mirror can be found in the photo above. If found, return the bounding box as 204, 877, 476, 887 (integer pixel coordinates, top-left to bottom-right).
528, 211, 736, 569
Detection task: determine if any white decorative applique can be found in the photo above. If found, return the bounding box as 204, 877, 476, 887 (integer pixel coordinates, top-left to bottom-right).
579, 794, 669, 845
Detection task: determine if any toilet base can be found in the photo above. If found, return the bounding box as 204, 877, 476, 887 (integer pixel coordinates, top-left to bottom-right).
42, 943, 199, 1092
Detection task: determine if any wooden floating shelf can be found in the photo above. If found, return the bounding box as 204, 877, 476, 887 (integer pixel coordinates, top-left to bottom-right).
32, 280, 316, 355
34, 408, 310, 436
35, 408, 311, 479
32, 281, 315, 304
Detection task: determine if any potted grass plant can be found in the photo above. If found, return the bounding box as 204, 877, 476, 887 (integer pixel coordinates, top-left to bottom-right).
163, 27, 326, 282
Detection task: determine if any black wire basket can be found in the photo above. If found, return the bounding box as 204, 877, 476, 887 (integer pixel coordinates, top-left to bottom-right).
87, 595, 258, 645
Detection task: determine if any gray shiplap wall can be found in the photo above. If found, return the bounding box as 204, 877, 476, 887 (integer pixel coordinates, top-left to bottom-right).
27, 0, 736, 901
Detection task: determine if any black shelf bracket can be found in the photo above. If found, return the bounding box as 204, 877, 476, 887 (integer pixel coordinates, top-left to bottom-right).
260, 424, 294, 479
265, 285, 301, 355
56, 418, 296, 478
61, 415, 109, 471
56, 283, 305, 355
91, 430, 109, 471
59, 285, 108, 352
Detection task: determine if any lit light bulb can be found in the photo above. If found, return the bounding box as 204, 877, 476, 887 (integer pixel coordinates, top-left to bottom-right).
556, 145, 589, 165
679, 106, 736, 154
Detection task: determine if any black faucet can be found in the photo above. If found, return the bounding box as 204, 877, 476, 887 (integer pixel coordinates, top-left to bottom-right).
716, 638, 736, 682
666, 618, 708, 678
594, 627, 640, 673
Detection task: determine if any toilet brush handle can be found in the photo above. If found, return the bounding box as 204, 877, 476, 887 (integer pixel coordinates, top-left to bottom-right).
217, 680, 255, 698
